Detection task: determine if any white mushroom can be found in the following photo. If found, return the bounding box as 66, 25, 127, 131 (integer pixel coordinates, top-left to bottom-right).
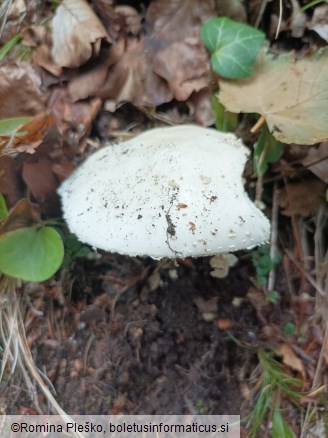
58, 125, 270, 258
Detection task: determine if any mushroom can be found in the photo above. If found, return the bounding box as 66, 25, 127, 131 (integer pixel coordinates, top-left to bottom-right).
58, 125, 270, 258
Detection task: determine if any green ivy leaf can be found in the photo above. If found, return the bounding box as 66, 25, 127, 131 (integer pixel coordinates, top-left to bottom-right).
0, 226, 64, 282
200, 17, 265, 79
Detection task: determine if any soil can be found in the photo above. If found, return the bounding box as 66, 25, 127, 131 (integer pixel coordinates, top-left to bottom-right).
3, 253, 264, 420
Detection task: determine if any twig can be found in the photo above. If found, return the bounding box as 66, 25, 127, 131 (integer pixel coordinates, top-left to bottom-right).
275, 0, 283, 39
300, 321, 328, 438
284, 250, 326, 297
255, 0, 268, 28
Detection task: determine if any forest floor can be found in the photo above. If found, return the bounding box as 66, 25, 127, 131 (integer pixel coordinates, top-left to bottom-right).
0, 1, 328, 437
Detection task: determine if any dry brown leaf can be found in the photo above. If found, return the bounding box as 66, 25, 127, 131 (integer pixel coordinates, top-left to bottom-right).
21, 25, 46, 48
146, 0, 214, 43
209, 254, 238, 279
309, 4, 328, 42
33, 44, 63, 77
275, 343, 305, 377
20, 126, 64, 216
187, 89, 215, 126
97, 38, 173, 107
215, 0, 247, 22
290, 0, 307, 38
279, 179, 326, 216
219, 49, 328, 144
152, 38, 209, 101
0, 198, 41, 235
61, 0, 214, 108
193, 296, 219, 314
302, 143, 328, 184
49, 88, 102, 139
51, 0, 111, 68
0, 113, 57, 156
0, 156, 23, 207
22, 159, 58, 204
146, 0, 213, 102
0, 62, 47, 118
215, 319, 236, 330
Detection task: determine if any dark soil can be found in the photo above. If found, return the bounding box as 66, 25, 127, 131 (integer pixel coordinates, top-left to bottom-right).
3, 253, 263, 419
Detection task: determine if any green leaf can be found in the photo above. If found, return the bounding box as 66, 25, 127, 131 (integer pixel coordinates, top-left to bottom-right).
254, 123, 284, 175
0, 195, 8, 221
200, 17, 265, 79
272, 408, 295, 438
0, 34, 21, 61
267, 290, 280, 305
0, 116, 32, 136
283, 322, 296, 337
219, 48, 328, 144
0, 226, 64, 282
62, 233, 93, 267
211, 94, 238, 132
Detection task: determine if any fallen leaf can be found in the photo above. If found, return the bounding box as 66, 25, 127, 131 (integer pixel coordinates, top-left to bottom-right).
49, 88, 102, 140
22, 159, 58, 203
215, 0, 247, 22
209, 253, 238, 278
33, 44, 63, 77
193, 296, 219, 314
215, 319, 236, 330
0, 113, 57, 155
275, 343, 305, 377
152, 37, 209, 101
97, 38, 173, 107
61, 0, 214, 108
309, 4, 328, 42
21, 25, 47, 48
0, 198, 40, 235
290, 0, 307, 38
187, 89, 215, 126
146, 0, 214, 43
0, 156, 23, 207
93, 1, 140, 39
301, 143, 328, 184
147, 0, 214, 101
20, 126, 64, 216
0, 62, 47, 118
279, 179, 326, 216
51, 0, 111, 68
219, 49, 328, 144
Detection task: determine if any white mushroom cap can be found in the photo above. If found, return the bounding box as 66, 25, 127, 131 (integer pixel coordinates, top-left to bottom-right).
58, 125, 270, 258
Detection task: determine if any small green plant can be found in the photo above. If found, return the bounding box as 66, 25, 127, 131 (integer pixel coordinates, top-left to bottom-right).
283, 322, 297, 338
211, 94, 238, 132
251, 243, 280, 288
0, 196, 64, 282
247, 349, 302, 437
0, 34, 21, 61
200, 17, 265, 79
266, 290, 280, 305
253, 123, 284, 176
301, 0, 327, 12
62, 233, 93, 267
